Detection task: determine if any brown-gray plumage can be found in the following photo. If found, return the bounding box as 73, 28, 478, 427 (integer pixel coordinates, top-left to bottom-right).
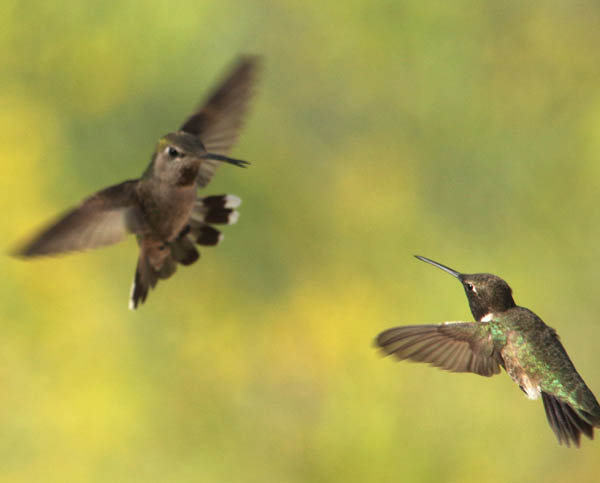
376, 323, 503, 377
16, 56, 261, 309
18, 181, 141, 256
376, 255, 600, 447
180, 57, 260, 186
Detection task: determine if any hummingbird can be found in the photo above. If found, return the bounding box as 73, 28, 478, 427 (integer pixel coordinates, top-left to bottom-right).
376, 255, 600, 447
15, 56, 260, 309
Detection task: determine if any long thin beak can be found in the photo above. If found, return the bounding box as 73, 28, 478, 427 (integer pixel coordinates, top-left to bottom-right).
415, 255, 461, 279
202, 152, 250, 168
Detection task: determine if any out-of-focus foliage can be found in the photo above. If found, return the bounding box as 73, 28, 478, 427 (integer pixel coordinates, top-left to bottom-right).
2, 1, 600, 481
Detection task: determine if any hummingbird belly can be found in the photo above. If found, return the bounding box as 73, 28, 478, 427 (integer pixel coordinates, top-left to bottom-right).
138, 185, 196, 242
502, 334, 542, 400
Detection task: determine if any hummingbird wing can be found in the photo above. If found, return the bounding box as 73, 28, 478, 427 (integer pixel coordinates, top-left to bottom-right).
376, 323, 504, 377
179, 56, 260, 187
16, 180, 142, 257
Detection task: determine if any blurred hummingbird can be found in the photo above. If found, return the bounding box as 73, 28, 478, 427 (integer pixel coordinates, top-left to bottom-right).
376, 255, 600, 447
15, 56, 260, 309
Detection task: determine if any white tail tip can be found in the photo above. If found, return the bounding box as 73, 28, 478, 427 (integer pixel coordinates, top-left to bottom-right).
224, 195, 242, 209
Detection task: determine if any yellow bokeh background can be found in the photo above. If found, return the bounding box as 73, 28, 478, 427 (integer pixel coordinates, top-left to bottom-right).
2, 1, 600, 481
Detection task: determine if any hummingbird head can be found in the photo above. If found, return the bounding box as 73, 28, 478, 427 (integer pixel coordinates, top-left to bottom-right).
415, 255, 516, 321
148, 131, 249, 186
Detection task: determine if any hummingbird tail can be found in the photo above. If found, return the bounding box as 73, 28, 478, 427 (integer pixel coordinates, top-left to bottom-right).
171, 236, 200, 265
191, 194, 241, 226
541, 392, 595, 448
184, 194, 241, 246
130, 254, 157, 310
128, 194, 241, 309
129, 244, 178, 310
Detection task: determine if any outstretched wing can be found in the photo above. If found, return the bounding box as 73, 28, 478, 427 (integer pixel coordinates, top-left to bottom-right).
376, 322, 504, 377
16, 180, 142, 257
179, 56, 260, 187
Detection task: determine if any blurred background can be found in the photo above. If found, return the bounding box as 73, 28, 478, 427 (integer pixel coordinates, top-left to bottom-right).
2, 1, 600, 481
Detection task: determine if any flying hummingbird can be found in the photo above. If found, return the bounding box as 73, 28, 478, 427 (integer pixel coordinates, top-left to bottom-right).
376, 255, 600, 447
15, 56, 260, 309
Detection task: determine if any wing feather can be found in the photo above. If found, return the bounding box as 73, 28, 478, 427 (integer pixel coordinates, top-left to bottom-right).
179, 56, 261, 187
17, 180, 141, 256
376, 322, 503, 377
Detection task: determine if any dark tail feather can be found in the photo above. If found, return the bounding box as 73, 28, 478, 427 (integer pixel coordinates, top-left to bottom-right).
171, 236, 200, 265
130, 254, 158, 310
194, 225, 222, 246
128, 194, 240, 309
542, 392, 595, 447
129, 250, 177, 310
191, 194, 241, 225
186, 193, 242, 246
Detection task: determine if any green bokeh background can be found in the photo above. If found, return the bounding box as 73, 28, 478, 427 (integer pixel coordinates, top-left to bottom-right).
3, 1, 600, 481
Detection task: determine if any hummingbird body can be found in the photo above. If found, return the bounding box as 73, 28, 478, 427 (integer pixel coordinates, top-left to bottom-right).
377, 256, 600, 447
137, 140, 200, 240
16, 57, 260, 309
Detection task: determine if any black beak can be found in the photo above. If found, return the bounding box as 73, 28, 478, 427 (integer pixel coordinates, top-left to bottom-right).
415, 255, 461, 279
202, 152, 250, 168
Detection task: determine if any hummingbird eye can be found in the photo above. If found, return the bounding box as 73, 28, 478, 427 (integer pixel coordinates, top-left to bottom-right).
166, 146, 182, 158
466, 282, 476, 293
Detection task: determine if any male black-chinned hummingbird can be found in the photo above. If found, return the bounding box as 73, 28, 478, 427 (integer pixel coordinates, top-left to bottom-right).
15, 56, 260, 309
376, 255, 600, 447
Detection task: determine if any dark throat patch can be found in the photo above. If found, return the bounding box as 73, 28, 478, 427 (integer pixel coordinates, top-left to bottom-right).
177, 164, 199, 186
